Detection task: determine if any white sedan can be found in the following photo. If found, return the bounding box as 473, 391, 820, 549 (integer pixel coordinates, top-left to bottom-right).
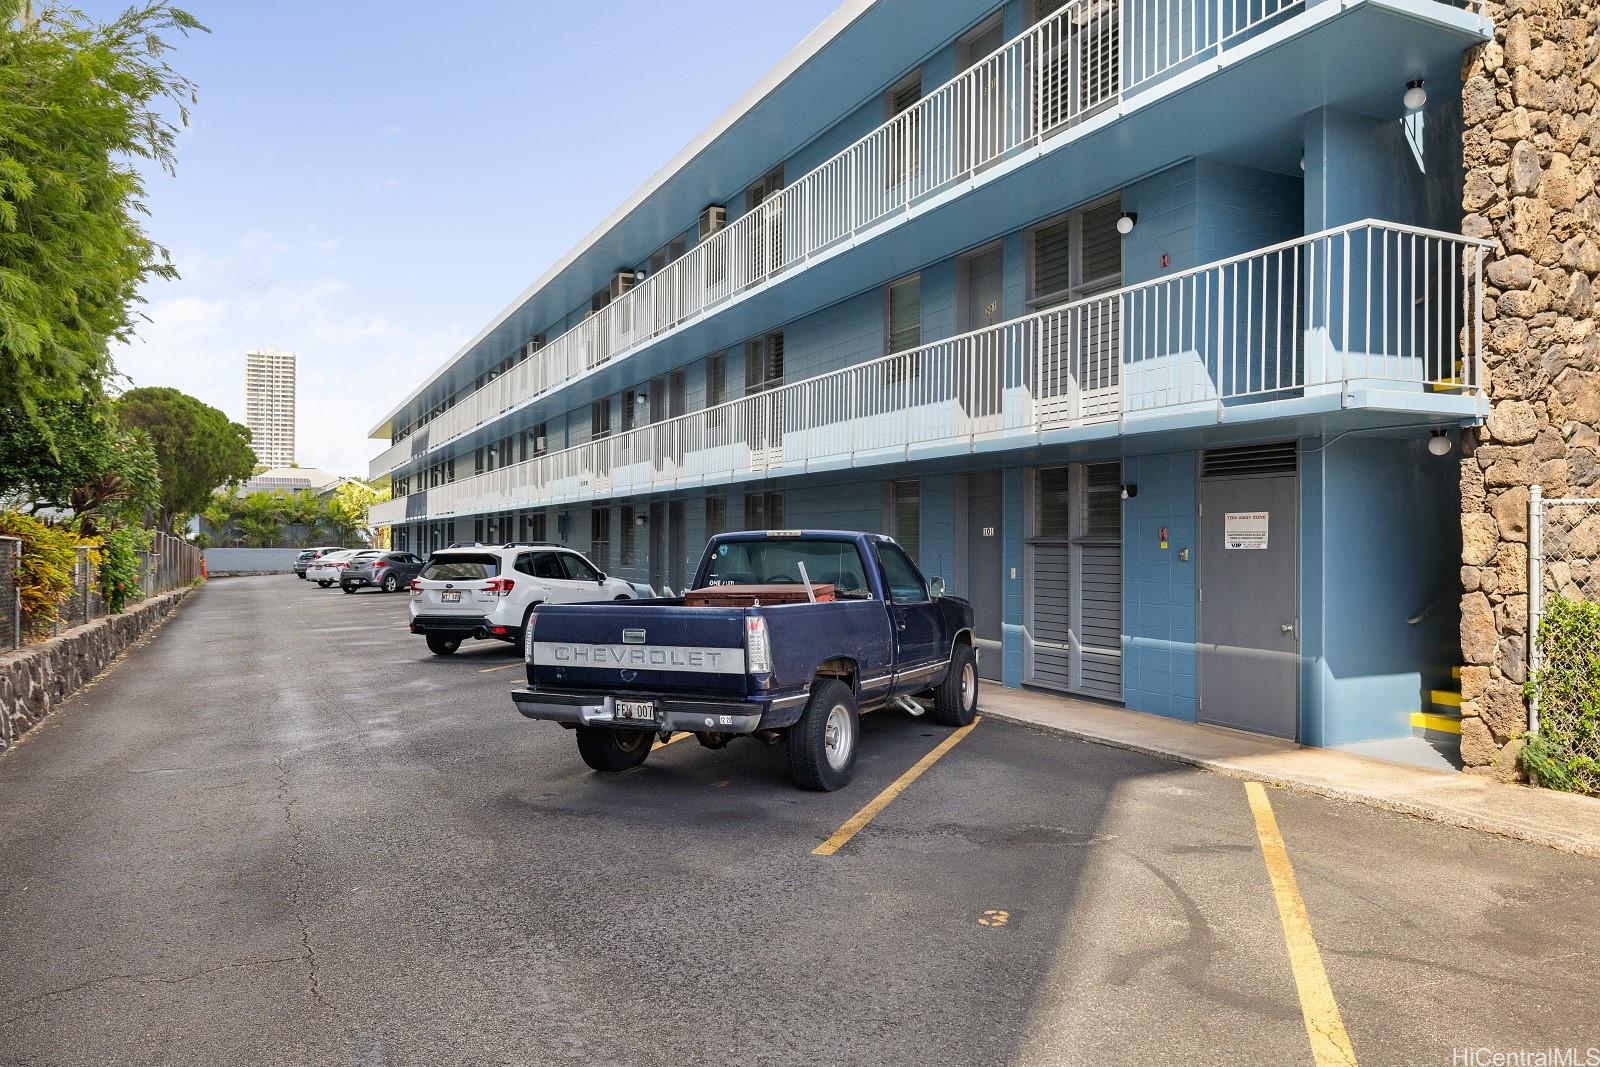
306, 549, 376, 587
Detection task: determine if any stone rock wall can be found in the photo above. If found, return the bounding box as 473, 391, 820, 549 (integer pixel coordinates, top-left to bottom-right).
0, 587, 193, 754
1459, 0, 1600, 774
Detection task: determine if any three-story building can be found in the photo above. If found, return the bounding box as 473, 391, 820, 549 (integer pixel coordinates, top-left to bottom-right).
367, 0, 1493, 757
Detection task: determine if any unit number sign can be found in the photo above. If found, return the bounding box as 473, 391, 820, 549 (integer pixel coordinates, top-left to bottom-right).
1224, 511, 1269, 550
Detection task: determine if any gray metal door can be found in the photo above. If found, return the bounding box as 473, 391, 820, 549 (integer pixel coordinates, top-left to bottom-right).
667, 500, 686, 594
966, 478, 1004, 680
963, 246, 1004, 331
649, 502, 666, 592
1198, 460, 1299, 738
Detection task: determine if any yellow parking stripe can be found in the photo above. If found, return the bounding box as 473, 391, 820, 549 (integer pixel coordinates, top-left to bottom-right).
478, 662, 524, 673
652, 732, 692, 751
1245, 782, 1359, 1067
812, 717, 981, 857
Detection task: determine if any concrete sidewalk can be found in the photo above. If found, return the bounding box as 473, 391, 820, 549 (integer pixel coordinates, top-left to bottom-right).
980, 687, 1600, 858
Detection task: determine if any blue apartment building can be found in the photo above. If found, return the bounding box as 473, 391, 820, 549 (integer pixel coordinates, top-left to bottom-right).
367, 0, 1492, 756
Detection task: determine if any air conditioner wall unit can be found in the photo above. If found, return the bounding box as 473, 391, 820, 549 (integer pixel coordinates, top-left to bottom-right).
534, 435, 547, 453
698, 204, 727, 241
609, 271, 637, 300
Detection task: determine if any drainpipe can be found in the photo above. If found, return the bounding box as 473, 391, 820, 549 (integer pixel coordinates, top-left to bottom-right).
1527, 483, 1542, 735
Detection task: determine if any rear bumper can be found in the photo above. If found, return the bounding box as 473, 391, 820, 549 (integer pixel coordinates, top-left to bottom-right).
513, 688, 786, 734
410, 614, 518, 641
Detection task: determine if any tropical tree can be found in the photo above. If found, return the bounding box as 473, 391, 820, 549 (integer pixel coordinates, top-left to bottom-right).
199, 491, 238, 546
0, 395, 160, 532
114, 386, 255, 531
235, 490, 286, 548
323, 482, 383, 546
284, 489, 324, 546
0, 2, 205, 441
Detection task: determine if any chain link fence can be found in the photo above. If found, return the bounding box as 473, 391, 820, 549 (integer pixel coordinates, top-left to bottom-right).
1, 531, 202, 651
1527, 488, 1600, 792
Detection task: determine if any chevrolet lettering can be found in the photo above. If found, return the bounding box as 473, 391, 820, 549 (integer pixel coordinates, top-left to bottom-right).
512, 530, 979, 791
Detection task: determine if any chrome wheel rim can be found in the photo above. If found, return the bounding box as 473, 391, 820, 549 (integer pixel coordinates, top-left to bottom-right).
961, 662, 976, 711
823, 703, 853, 770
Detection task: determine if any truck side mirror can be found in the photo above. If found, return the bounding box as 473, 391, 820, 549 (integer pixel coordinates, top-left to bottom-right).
930, 576, 947, 598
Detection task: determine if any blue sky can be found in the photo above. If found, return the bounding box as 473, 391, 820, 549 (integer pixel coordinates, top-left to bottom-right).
99, 0, 841, 476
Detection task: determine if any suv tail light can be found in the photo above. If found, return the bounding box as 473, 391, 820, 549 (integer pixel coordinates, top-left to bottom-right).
484, 577, 514, 596
745, 615, 771, 673
409, 578, 421, 594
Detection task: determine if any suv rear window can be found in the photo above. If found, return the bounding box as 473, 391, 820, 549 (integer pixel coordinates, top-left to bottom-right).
421, 553, 500, 580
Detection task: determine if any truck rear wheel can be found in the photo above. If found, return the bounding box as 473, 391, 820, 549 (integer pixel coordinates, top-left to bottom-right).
575, 727, 654, 772
929, 644, 979, 727
786, 679, 859, 791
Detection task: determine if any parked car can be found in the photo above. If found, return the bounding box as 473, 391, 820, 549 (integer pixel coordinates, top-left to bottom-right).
408, 543, 635, 656
341, 551, 426, 594
512, 530, 976, 790
306, 549, 376, 587
294, 546, 345, 579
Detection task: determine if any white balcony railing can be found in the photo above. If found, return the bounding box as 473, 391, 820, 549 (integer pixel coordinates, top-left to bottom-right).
370, 221, 1488, 528
375, 0, 1428, 480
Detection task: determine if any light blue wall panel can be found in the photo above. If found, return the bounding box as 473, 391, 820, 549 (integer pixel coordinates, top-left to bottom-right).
1002, 465, 1026, 687
920, 474, 958, 579
1303, 105, 1462, 233
1120, 451, 1198, 720
1301, 434, 1460, 746
783, 289, 885, 381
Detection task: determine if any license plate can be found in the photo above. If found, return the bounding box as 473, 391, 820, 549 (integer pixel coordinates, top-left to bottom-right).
614, 699, 656, 722
441, 591, 461, 603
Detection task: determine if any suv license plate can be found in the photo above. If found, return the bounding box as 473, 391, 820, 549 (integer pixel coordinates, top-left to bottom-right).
614, 700, 656, 722
441, 591, 461, 602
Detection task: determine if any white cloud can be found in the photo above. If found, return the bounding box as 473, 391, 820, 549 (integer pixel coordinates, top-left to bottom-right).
111, 231, 464, 478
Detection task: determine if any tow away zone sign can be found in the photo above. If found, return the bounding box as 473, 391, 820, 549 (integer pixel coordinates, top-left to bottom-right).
1224, 511, 1269, 550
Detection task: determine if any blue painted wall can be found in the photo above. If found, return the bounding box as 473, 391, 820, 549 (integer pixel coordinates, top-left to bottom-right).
1002, 465, 1026, 687
1300, 434, 1460, 746
1303, 104, 1462, 233
1120, 451, 1199, 720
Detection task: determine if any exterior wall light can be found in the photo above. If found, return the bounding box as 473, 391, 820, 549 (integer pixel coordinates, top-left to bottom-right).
1427, 429, 1452, 456
1116, 212, 1138, 236
1403, 80, 1427, 111
635, 513, 647, 526
634, 269, 647, 281
1120, 483, 1138, 500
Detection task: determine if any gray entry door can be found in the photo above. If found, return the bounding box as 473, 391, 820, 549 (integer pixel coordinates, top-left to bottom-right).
963, 246, 1004, 332
966, 478, 1004, 680
1198, 472, 1299, 738
667, 500, 687, 593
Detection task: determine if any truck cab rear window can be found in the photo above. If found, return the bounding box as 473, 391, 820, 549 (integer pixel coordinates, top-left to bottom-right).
703, 540, 872, 598
421, 554, 499, 580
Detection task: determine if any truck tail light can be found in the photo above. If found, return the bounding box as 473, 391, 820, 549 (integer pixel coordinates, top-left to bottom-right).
484, 577, 514, 596
745, 615, 771, 674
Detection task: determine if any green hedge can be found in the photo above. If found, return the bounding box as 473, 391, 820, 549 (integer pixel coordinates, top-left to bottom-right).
1522, 595, 1600, 794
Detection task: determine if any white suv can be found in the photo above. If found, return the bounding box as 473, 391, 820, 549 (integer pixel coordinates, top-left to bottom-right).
408, 543, 638, 656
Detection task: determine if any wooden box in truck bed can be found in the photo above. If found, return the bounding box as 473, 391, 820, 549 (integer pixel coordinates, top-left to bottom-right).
684, 584, 835, 607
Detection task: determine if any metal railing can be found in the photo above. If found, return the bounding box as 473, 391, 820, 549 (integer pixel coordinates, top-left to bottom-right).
371, 220, 1487, 528
375, 0, 1490, 480
0, 531, 203, 651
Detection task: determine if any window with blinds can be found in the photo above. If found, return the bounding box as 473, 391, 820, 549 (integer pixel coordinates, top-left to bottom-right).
1079, 201, 1123, 292
886, 73, 921, 187
887, 275, 922, 354
620, 506, 636, 566
745, 332, 784, 394
707, 354, 727, 407
891, 479, 921, 564
705, 496, 727, 540
743, 491, 784, 531
1030, 196, 1123, 307
1032, 218, 1074, 307
590, 399, 611, 440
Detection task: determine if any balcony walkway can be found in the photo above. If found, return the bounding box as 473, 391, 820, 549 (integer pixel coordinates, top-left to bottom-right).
372, 220, 1488, 528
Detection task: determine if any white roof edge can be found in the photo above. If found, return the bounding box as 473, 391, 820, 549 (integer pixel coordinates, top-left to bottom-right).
368, 0, 878, 439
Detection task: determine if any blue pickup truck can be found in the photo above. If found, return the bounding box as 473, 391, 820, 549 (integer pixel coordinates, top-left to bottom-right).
512, 530, 978, 790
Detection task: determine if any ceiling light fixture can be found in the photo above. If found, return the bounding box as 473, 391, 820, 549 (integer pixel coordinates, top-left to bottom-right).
1403, 79, 1427, 111
1427, 429, 1452, 456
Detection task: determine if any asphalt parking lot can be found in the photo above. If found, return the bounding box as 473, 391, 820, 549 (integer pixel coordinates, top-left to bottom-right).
1, 575, 1597, 1067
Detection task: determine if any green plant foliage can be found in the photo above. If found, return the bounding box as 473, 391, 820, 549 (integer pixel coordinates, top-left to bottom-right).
0, 2, 205, 434
114, 386, 254, 531
98, 524, 151, 613
0, 395, 160, 532
1522, 595, 1600, 795
0, 509, 80, 637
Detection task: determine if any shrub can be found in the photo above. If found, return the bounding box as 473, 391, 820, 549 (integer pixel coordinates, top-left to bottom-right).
99, 527, 152, 614
0, 511, 82, 639
1522, 595, 1600, 795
